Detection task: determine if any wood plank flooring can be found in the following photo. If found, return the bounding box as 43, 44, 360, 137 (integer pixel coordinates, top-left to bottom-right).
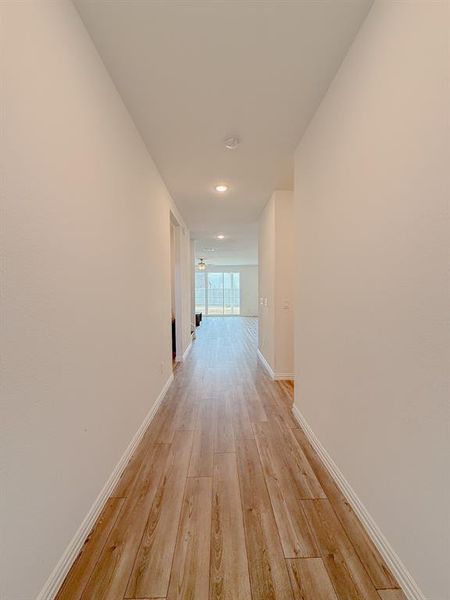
56, 317, 403, 600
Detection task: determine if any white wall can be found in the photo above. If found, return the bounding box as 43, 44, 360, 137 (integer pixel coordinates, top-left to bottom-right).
0, 2, 191, 599
170, 217, 192, 359
259, 198, 276, 367
274, 193, 294, 376
190, 240, 196, 328
259, 191, 294, 377
179, 225, 193, 353
202, 265, 258, 317
294, 3, 449, 599
240, 266, 258, 317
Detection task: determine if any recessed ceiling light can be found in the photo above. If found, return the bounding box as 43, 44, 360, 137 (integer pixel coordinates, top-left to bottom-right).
217, 234, 225, 240
215, 184, 228, 193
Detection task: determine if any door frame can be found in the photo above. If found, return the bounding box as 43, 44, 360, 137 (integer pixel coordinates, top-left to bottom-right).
170, 213, 183, 361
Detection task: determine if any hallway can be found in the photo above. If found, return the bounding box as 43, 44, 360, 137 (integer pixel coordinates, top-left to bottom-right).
57, 317, 403, 600
2, 3, 447, 598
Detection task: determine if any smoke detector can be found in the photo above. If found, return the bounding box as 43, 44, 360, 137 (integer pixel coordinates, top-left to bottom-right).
224, 136, 240, 150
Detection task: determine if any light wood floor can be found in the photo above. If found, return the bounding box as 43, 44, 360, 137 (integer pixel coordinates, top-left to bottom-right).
57, 317, 405, 600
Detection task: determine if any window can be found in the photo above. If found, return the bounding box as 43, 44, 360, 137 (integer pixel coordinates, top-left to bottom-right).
207, 272, 224, 315
195, 271, 240, 316
195, 272, 206, 314
223, 272, 240, 315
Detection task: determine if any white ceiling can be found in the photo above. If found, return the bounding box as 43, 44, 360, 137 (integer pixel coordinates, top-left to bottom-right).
195, 223, 258, 267
75, 0, 372, 265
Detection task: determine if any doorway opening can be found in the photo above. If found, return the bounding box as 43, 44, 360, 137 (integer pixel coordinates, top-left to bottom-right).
170, 213, 182, 367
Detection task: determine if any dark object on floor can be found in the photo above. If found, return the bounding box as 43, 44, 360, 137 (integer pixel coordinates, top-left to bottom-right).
195, 313, 202, 327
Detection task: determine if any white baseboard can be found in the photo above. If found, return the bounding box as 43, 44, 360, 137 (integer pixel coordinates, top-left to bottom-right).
175, 340, 193, 363
256, 349, 295, 381
291, 404, 426, 600
183, 341, 192, 360
273, 372, 295, 381
257, 348, 275, 378
37, 373, 174, 600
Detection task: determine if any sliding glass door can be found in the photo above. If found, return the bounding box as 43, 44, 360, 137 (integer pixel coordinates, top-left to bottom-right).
206, 272, 224, 315
195, 272, 206, 314
195, 271, 240, 316
223, 272, 240, 315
